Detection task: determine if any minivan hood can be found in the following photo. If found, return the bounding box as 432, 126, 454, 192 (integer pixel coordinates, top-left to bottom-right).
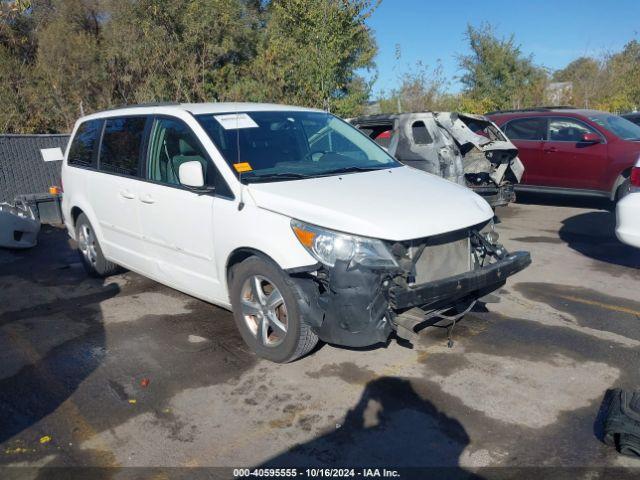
247, 166, 493, 241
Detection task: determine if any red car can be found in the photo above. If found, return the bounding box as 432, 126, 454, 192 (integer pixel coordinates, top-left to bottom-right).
487, 107, 640, 200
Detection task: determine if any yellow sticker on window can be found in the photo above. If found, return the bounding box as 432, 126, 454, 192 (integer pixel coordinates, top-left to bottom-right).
233, 162, 253, 173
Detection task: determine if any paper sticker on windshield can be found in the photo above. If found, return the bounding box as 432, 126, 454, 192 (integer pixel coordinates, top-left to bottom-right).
214, 113, 258, 130
233, 162, 253, 173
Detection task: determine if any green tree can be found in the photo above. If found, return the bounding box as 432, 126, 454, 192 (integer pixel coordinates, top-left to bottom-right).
379, 61, 449, 113
29, 0, 110, 131
0, 0, 378, 132
103, 0, 260, 105
553, 57, 602, 108
458, 23, 547, 111
241, 0, 379, 116
597, 41, 640, 112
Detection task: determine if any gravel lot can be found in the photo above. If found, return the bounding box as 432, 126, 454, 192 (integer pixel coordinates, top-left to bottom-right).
1, 196, 639, 477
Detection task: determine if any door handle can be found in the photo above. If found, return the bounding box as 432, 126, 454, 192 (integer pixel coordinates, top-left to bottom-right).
543, 146, 558, 153
120, 190, 135, 199
140, 194, 155, 204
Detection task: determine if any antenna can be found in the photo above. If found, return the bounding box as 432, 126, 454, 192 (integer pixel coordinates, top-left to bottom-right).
236, 113, 245, 211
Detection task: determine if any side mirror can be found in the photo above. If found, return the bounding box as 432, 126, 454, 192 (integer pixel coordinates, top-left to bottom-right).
582, 132, 601, 143
178, 161, 205, 188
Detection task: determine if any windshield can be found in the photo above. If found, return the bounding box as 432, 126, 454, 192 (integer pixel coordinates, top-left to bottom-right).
195, 111, 400, 182
587, 114, 640, 140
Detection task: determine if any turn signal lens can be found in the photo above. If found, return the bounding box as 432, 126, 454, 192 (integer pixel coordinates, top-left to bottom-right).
292, 225, 316, 248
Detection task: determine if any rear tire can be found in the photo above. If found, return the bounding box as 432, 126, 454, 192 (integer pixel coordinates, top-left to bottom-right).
229, 256, 318, 363
75, 213, 120, 277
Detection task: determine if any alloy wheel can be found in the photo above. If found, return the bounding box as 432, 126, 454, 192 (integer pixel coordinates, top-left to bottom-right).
78, 224, 98, 267
240, 275, 288, 347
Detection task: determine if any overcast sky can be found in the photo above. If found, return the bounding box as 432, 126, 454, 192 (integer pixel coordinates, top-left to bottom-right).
365, 0, 640, 97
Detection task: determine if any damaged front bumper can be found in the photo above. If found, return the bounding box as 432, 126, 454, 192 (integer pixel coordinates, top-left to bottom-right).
289, 238, 531, 348
388, 251, 530, 310
470, 183, 516, 208
0, 202, 40, 249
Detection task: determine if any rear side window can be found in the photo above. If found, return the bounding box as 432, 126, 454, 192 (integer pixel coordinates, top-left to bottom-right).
68, 120, 101, 168
99, 117, 147, 177
504, 118, 546, 141
412, 121, 433, 144
373, 129, 393, 148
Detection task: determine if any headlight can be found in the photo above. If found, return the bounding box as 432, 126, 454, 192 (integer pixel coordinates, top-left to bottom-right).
291, 220, 398, 269
480, 220, 499, 245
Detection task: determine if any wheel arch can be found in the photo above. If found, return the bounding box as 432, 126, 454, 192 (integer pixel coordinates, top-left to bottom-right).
70, 206, 84, 227
226, 247, 280, 285
611, 168, 632, 200
66, 201, 104, 244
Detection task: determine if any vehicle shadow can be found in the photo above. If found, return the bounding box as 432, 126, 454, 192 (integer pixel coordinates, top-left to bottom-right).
258, 376, 481, 478
0, 226, 117, 445
558, 211, 640, 269
514, 191, 612, 210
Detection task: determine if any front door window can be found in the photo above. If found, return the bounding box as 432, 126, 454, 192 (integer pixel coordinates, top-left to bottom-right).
147, 118, 212, 186
548, 118, 598, 142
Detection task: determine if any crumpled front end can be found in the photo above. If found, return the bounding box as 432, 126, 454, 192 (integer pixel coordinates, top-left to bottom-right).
348, 113, 466, 187
349, 112, 524, 208
288, 221, 531, 348
435, 112, 525, 207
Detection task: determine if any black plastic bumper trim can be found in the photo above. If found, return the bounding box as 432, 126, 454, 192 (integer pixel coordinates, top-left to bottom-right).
389, 251, 531, 309
284, 262, 322, 275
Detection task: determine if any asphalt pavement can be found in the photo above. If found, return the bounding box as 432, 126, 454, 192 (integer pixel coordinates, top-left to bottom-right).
1, 196, 639, 477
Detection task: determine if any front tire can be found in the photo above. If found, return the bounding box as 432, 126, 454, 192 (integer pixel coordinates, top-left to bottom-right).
229, 256, 318, 363
75, 213, 120, 277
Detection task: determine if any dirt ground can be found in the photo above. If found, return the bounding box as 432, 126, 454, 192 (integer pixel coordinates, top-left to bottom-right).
1, 195, 639, 478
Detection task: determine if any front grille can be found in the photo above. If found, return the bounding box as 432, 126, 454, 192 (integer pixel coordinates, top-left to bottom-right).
413, 235, 471, 284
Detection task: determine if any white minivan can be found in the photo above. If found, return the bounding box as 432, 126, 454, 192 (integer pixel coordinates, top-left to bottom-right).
61, 103, 530, 362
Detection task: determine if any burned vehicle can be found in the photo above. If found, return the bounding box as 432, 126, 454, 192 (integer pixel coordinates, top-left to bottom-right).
350, 112, 525, 208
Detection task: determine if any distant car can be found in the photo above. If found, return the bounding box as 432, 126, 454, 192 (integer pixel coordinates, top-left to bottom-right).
616, 159, 640, 247
487, 107, 640, 201
349, 112, 524, 208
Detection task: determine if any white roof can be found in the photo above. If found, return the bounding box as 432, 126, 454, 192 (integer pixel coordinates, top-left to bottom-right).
183, 102, 322, 114
79, 102, 323, 122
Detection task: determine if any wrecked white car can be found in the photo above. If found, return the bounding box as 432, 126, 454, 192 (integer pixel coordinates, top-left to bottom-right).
350, 112, 525, 208
0, 201, 40, 249
61, 103, 531, 363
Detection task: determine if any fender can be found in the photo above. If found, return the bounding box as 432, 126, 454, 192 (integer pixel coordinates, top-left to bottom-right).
214, 200, 318, 301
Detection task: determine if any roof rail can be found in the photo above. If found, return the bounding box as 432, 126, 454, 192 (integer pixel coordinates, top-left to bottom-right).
485, 105, 577, 115
101, 102, 181, 113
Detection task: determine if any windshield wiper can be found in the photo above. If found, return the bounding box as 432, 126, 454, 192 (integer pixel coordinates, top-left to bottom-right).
319, 166, 384, 176
243, 172, 312, 183
243, 166, 387, 183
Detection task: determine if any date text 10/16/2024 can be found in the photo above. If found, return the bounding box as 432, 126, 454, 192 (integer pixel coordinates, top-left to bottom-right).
234, 468, 401, 478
